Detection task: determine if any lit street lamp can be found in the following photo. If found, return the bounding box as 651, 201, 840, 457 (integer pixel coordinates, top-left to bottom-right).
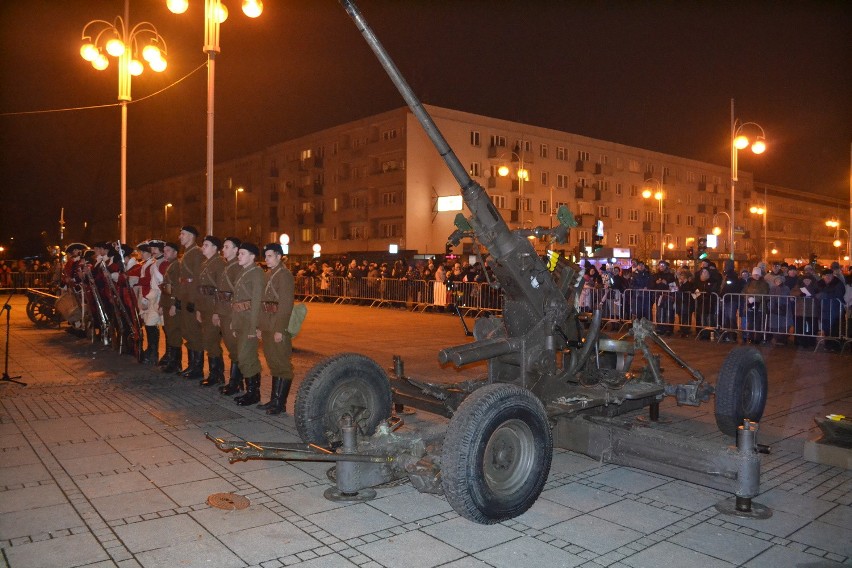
80, 0, 168, 242
642, 178, 664, 261
164, 203, 172, 235
712, 211, 731, 254
167, 0, 264, 236
496, 144, 529, 227
234, 187, 244, 235
749, 204, 767, 261
730, 99, 767, 262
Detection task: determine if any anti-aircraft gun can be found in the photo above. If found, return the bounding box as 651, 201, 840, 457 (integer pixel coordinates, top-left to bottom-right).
208, 0, 771, 524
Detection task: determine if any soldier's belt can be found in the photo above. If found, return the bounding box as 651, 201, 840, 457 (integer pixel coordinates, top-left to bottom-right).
216, 291, 233, 302
198, 285, 217, 296
262, 301, 279, 313
232, 300, 251, 312
179, 277, 194, 284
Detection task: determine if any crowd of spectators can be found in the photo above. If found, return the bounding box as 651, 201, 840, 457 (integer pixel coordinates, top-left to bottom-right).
0, 259, 55, 289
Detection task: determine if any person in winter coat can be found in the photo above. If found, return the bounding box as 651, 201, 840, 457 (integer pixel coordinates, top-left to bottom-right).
816, 269, 847, 352
742, 267, 770, 344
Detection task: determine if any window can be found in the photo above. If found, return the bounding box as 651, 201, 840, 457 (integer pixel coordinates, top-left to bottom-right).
381, 223, 401, 237
556, 174, 569, 188
332, 142, 339, 156
577, 150, 590, 162
600, 154, 609, 165
628, 159, 640, 173
301, 228, 313, 242
469, 162, 481, 177
300, 149, 312, 161
615, 183, 623, 196
352, 195, 366, 208
556, 146, 567, 161
470, 131, 480, 147
539, 200, 550, 214
332, 197, 339, 212
490, 135, 506, 148
615, 207, 623, 220
599, 181, 610, 192
516, 197, 531, 211
350, 226, 365, 240
517, 140, 531, 153
628, 209, 639, 222
616, 157, 624, 170
687, 171, 696, 183
614, 233, 622, 245
301, 202, 313, 213
540, 171, 549, 185
630, 185, 638, 197
662, 166, 670, 178
686, 215, 695, 226
698, 215, 707, 228
539, 144, 548, 158
491, 195, 506, 209
381, 129, 398, 140
577, 177, 587, 187
578, 230, 589, 243
628, 234, 639, 246
382, 192, 398, 206
597, 205, 609, 217
644, 210, 654, 223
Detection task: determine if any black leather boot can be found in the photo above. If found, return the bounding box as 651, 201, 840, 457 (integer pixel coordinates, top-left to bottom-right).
181, 350, 204, 380
219, 361, 243, 395
141, 326, 159, 365
200, 355, 225, 386
234, 374, 261, 406
180, 349, 196, 376
162, 346, 183, 374
266, 378, 291, 415
256, 377, 280, 411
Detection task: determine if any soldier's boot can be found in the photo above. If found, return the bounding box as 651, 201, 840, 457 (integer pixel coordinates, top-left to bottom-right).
265, 378, 291, 416
200, 355, 225, 387
256, 377, 279, 411
219, 361, 244, 395
141, 326, 159, 365
179, 349, 196, 376
181, 350, 205, 380
235, 374, 261, 406
162, 346, 183, 374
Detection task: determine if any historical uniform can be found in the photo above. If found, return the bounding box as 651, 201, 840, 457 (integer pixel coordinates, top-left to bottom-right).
215, 238, 244, 395
176, 227, 205, 379
256, 243, 295, 415
159, 243, 183, 372
231, 243, 264, 406
136, 241, 164, 364
196, 236, 226, 386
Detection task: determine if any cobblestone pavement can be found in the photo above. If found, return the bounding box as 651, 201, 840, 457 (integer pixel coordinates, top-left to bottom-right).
1, 295, 850, 568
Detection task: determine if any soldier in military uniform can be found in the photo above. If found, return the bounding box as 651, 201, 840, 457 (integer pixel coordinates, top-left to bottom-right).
230, 243, 264, 406
196, 236, 226, 386
137, 240, 164, 364
256, 243, 295, 415
212, 237, 243, 395
159, 242, 183, 372
176, 226, 205, 379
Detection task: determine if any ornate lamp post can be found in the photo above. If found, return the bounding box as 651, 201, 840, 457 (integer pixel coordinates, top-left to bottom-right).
80, 0, 168, 242
642, 178, 664, 261
749, 204, 767, 261
166, 0, 264, 236
496, 147, 529, 227
164, 203, 172, 235
730, 99, 767, 262
234, 186, 244, 235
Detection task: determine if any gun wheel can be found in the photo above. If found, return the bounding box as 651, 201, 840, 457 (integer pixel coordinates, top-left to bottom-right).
442, 384, 552, 524
714, 347, 768, 436
295, 353, 392, 446
26, 300, 57, 327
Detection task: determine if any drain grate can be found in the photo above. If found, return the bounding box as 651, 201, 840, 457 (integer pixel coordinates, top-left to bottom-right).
207, 492, 250, 510
148, 404, 243, 427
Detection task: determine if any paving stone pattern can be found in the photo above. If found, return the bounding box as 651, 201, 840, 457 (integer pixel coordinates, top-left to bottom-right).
1, 297, 850, 568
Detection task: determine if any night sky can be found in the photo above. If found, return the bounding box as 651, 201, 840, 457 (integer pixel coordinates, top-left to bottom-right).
1, 0, 849, 256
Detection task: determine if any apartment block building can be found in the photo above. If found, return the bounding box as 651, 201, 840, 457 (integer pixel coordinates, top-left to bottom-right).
127, 105, 847, 265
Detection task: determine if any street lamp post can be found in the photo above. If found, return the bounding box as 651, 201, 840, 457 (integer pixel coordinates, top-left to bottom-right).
80, 0, 168, 243
730, 99, 767, 263
750, 204, 767, 261
712, 211, 732, 255
497, 146, 529, 227
642, 178, 664, 261
234, 187, 244, 235
164, 203, 172, 235
167, 0, 264, 236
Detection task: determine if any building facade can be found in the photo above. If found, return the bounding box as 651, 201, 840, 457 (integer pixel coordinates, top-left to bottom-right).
127, 105, 847, 265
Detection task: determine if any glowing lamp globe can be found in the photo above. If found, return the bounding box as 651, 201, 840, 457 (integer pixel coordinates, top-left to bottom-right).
92, 54, 109, 70
834, 239, 842, 248
105, 38, 125, 57
142, 44, 161, 63
80, 42, 98, 62
242, 0, 263, 18
128, 59, 144, 76
641, 189, 652, 199
167, 0, 189, 14
734, 135, 750, 150
149, 57, 167, 72
751, 139, 766, 154
214, 3, 229, 23
497, 165, 509, 177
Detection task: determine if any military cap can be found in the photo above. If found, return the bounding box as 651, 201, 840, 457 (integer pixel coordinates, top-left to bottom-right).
64, 242, 88, 254
163, 241, 180, 251
147, 240, 165, 251
224, 236, 242, 248
181, 225, 199, 236
203, 235, 222, 249
239, 242, 260, 256
263, 243, 284, 256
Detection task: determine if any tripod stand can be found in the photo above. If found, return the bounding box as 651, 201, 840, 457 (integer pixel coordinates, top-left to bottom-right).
2, 293, 27, 386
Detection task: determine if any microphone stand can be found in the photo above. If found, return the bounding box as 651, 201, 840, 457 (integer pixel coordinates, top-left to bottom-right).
2, 293, 27, 386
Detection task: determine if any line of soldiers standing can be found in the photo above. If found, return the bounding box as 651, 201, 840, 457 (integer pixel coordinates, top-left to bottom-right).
62, 226, 295, 415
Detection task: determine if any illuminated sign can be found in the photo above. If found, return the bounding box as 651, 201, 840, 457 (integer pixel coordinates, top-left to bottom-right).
613, 248, 631, 258
706, 234, 718, 248
436, 195, 463, 212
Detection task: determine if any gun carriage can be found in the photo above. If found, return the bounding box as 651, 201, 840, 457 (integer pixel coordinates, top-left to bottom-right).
210, 0, 771, 524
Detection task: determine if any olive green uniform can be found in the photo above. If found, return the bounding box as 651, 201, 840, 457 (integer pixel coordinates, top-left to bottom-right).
177, 244, 203, 351
259, 264, 295, 380
215, 258, 242, 362
160, 259, 182, 349
196, 255, 226, 356
231, 264, 264, 378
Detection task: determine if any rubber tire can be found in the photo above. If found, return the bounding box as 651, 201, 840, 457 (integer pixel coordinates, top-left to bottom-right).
441, 383, 552, 524
714, 347, 768, 437
295, 353, 392, 446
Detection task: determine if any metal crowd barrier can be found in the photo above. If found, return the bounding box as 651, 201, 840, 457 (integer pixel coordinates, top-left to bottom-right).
0, 271, 56, 292
294, 274, 848, 354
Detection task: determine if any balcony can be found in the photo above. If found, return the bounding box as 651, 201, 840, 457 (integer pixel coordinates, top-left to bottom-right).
575, 160, 595, 173
595, 163, 614, 176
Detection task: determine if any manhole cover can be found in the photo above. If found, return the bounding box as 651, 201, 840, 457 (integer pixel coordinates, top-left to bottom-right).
207, 492, 250, 510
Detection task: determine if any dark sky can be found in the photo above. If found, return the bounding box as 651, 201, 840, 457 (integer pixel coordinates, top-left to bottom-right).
1, 0, 850, 256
